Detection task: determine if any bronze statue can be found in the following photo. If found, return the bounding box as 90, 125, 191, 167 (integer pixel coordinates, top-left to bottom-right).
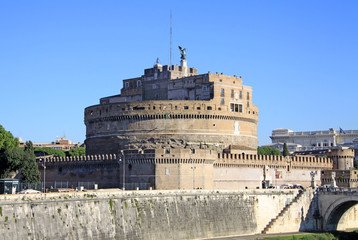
178, 46, 186, 60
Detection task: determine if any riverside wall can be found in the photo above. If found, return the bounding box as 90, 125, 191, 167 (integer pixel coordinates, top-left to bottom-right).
0, 189, 301, 240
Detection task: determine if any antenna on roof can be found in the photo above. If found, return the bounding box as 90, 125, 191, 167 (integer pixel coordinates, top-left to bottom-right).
170, 10, 172, 68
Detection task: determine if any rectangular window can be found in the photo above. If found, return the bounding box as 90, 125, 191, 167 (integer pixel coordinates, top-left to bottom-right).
247, 92, 250, 100
125, 82, 129, 89
221, 88, 225, 97
137, 80, 141, 87
165, 168, 170, 175
231, 89, 234, 98
239, 91, 242, 99
221, 98, 225, 105
230, 103, 243, 113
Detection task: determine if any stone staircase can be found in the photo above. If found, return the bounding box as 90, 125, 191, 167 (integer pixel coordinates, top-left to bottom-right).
261, 189, 306, 234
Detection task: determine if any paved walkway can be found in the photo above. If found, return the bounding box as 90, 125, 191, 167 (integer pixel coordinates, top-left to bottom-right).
204, 232, 311, 240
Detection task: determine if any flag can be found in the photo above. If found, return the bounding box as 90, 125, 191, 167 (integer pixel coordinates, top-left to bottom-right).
339, 128, 346, 134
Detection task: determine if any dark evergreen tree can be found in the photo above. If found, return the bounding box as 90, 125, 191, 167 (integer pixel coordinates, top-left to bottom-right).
283, 143, 289, 157
21, 141, 40, 183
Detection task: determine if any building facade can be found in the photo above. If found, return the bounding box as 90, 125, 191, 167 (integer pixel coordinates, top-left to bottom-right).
85, 58, 259, 155
18, 135, 82, 151
264, 128, 358, 156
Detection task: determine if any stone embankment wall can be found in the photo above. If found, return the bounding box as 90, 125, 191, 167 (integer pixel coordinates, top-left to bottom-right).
264, 189, 316, 234
0, 190, 300, 240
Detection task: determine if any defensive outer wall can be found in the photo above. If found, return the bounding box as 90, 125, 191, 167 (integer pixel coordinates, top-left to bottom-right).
0, 189, 313, 240
41, 150, 332, 190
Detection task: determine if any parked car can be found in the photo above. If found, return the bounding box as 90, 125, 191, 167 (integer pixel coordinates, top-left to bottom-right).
281, 183, 293, 189
293, 184, 304, 189
18, 189, 41, 194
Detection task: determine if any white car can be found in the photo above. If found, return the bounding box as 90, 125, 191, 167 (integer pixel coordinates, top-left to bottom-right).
18, 189, 41, 194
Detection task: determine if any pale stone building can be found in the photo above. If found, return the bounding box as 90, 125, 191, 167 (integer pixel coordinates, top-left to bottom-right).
264, 128, 358, 155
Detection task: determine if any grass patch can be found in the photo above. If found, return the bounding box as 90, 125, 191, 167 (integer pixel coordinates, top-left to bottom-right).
264, 231, 358, 240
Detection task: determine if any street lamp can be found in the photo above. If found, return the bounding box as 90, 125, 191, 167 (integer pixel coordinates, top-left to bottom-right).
39, 152, 46, 193
118, 150, 125, 190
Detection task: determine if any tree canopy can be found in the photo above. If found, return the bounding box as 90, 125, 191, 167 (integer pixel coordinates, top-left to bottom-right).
34, 147, 66, 157
0, 125, 40, 182
257, 146, 281, 156
67, 147, 86, 156
34, 147, 86, 157
0, 125, 19, 151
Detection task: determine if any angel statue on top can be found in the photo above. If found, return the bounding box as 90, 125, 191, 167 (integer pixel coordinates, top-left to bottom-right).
178, 46, 186, 60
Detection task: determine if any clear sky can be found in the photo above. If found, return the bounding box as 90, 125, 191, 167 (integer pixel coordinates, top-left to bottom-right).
1, 1, 357, 145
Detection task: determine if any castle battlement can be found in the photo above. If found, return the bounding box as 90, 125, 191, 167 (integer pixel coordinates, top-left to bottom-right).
43, 151, 333, 171
216, 153, 333, 170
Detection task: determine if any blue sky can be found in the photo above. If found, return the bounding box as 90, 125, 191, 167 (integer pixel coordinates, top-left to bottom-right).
1, 1, 357, 145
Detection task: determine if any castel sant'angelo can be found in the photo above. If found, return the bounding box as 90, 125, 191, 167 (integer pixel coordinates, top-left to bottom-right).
43, 49, 350, 190
84, 48, 258, 155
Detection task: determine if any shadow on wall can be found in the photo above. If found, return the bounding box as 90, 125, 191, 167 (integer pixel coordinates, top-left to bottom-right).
299, 193, 321, 232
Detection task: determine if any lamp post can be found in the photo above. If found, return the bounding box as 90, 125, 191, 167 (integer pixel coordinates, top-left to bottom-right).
118, 150, 125, 190
39, 152, 46, 193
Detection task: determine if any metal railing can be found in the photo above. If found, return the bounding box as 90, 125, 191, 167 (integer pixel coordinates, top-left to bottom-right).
317, 186, 358, 193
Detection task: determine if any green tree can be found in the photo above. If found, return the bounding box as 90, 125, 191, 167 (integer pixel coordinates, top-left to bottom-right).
283, 143, 289, 157
66, 147, 86, 156
0, 147, 23, 178
0, 125, 19, 151
21, 141, 40, 183
0, 125, 22, 178
34, 147, 66, 157
257, 146, 281, 156
0, 126, 40, 182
